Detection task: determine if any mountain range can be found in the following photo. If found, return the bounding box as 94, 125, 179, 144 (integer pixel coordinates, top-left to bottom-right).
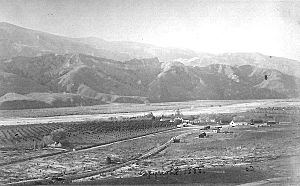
0, 22, 299, 109
0, 22, 197, 62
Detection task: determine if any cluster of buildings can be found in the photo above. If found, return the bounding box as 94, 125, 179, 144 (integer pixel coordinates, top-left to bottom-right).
160, 110, 279, 128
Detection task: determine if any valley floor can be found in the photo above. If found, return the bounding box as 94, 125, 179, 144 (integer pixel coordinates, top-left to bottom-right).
71, 122, 300, 185
0, 99, 300, 185
1, 121, 300, 185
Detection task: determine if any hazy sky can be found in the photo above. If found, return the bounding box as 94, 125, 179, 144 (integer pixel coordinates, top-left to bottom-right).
0, 0, 300, 60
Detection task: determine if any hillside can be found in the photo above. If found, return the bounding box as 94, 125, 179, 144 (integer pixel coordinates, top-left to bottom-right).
0, 93, 51, 110
0, 92, 148, 110
178, 53, 300, 78
148, 62, 299, 101
0, 53, 299, 109
0, 54, 155, 109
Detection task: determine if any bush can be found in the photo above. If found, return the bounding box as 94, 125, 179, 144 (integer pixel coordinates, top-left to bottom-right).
51, 128, 67, 142
145, 112, 155, 120
39, 128, 73, 149
40, 135, 55, 147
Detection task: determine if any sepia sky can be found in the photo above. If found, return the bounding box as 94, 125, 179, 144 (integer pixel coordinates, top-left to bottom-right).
0, 0, 300, 60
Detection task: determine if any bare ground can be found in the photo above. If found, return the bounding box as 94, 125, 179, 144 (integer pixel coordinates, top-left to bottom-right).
72, 122, 300, 185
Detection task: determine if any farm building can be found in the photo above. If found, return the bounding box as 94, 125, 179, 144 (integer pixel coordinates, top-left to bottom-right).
229, 120, 236, 127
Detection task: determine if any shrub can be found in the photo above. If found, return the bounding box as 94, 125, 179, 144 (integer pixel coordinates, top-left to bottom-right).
51, 128, 67, 142
41, 135, 55, 147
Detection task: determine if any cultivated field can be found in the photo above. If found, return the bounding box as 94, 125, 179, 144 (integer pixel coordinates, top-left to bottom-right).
0, 118, 179, 168
0, 119, 174, 149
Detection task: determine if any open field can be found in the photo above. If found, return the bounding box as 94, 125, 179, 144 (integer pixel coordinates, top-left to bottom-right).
72, 122, 300, 185
1, 99, 300, 126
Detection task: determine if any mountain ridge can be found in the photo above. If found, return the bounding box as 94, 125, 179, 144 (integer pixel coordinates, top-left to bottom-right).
0, 53, 299, 109
1, 22, 300, 76
0, 22, 198, 62
178, 52, 300, 78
